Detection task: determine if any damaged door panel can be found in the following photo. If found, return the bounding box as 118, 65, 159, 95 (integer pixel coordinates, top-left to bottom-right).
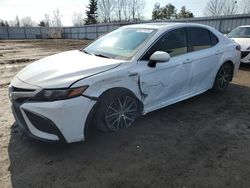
137, 57, 192, 113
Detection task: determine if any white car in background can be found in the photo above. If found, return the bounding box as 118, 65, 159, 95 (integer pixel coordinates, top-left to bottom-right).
228, 25, 250, 64
9, 23, 241, 143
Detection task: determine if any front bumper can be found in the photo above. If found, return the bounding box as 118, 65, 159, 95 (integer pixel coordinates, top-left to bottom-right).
11, 96, 96, 143
241, 51, 250, 64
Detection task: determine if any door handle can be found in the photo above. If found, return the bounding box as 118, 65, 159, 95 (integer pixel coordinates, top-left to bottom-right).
128, 71, 138, 77
183, 58, 193, 64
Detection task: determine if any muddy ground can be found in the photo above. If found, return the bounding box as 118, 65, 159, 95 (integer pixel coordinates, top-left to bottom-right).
0, 40, 250, 188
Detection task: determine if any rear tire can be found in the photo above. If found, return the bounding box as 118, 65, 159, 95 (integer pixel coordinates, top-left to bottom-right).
93, 89, 140, 132
212, 62, 233, 92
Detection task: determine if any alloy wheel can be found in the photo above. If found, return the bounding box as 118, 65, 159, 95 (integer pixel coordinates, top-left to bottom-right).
217, 64, 232, 90
105, 95, 138, 131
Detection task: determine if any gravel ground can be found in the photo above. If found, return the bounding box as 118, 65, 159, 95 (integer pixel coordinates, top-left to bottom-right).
0, 40, 250, 188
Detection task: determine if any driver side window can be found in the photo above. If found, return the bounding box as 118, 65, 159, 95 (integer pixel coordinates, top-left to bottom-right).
142, 28, 187, 60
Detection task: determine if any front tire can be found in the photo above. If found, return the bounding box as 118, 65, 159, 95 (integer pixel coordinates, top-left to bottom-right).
93, 89, 140, 132
213, 62, 233, 92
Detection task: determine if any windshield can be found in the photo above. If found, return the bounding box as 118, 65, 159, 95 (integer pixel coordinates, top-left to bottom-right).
83, 28, 157, 60
228, 27, 250, 38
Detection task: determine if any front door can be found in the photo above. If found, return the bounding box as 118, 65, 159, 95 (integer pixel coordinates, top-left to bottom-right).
137, 28, 192, 112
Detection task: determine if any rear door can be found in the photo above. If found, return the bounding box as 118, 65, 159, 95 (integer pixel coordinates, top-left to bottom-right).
186, 27, 221, 92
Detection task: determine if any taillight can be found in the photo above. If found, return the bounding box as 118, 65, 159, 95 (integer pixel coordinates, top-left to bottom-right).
236, 45, 241, 51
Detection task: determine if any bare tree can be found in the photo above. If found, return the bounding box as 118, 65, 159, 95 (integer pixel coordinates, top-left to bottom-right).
21, 16, 35, 27
52, 9, 62, 27
240, 0, 250, 13
98, 0, 115, 23
126, 0, 145, 21
44, 13, 51, 27
122, 0, 130, 21
114, 0, 145, 22
133, 0, 145, 21
222, 0, 238, 15
97, 0, 145, 22
72, 12, 84, 26
204, 0, 238, 16
8, 16, 21, 27
204, 0, 223, 16
115, 0, 125, 22
15, 16, 20, 27
131, 0, 136, 21
8, 21, 16, 27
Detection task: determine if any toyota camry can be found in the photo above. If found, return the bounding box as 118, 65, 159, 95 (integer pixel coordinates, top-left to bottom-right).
9, 23, 241, 143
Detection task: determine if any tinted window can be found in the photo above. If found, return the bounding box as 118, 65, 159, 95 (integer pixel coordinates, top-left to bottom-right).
187, 28, 211, 51
142, 28, 187, 60
210, 32, 219, 46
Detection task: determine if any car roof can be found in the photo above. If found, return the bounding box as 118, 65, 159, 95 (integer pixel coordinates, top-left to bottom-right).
122, 22, 210, 30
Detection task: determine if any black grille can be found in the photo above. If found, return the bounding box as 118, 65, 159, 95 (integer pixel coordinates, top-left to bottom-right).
11, 104, 66, 142
24, 110, 56, 134
24, 109, 66, 141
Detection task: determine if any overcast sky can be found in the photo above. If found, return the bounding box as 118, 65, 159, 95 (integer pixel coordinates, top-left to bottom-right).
0, 0, 209, 26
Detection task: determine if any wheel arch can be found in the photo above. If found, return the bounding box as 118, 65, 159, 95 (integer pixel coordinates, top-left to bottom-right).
98, 87, 144, 113
84, 87, 144, 138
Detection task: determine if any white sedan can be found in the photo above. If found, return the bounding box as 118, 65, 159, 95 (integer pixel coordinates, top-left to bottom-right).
228, 25, 250, 64
9, 23, 241, 143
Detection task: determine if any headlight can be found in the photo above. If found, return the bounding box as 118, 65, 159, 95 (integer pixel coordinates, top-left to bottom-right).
32, 86, 89, 101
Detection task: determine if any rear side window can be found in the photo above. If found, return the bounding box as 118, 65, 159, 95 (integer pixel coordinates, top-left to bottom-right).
210, 32, 219, 46
142, 28, 187, 60
187, 28, 212, 51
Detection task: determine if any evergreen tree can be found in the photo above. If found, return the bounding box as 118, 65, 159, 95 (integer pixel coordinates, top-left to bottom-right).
152, 3, 194, 20
38, 21, 46, 27
0, 20, 5, 27
152, 3, 177, 20
85, 0, 98, 24
152, 3, 163, 20
162, 4, 177, 19
177, 6, 194, 18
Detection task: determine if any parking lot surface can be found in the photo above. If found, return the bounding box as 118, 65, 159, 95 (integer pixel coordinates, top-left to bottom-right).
0, 40, 250, 188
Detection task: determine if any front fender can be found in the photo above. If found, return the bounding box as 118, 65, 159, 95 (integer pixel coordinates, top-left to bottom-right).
72, 67, 142, 103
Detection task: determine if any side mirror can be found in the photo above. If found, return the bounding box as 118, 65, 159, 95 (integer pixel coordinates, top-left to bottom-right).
148, 51, 170, 68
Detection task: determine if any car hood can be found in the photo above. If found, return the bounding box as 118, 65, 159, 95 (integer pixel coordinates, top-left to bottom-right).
16, 50, 123, 88
231, 38, 250, 50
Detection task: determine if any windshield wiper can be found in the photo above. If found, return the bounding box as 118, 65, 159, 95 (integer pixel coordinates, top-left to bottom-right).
93, 53, 112, 59
80, 49, 112, 59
